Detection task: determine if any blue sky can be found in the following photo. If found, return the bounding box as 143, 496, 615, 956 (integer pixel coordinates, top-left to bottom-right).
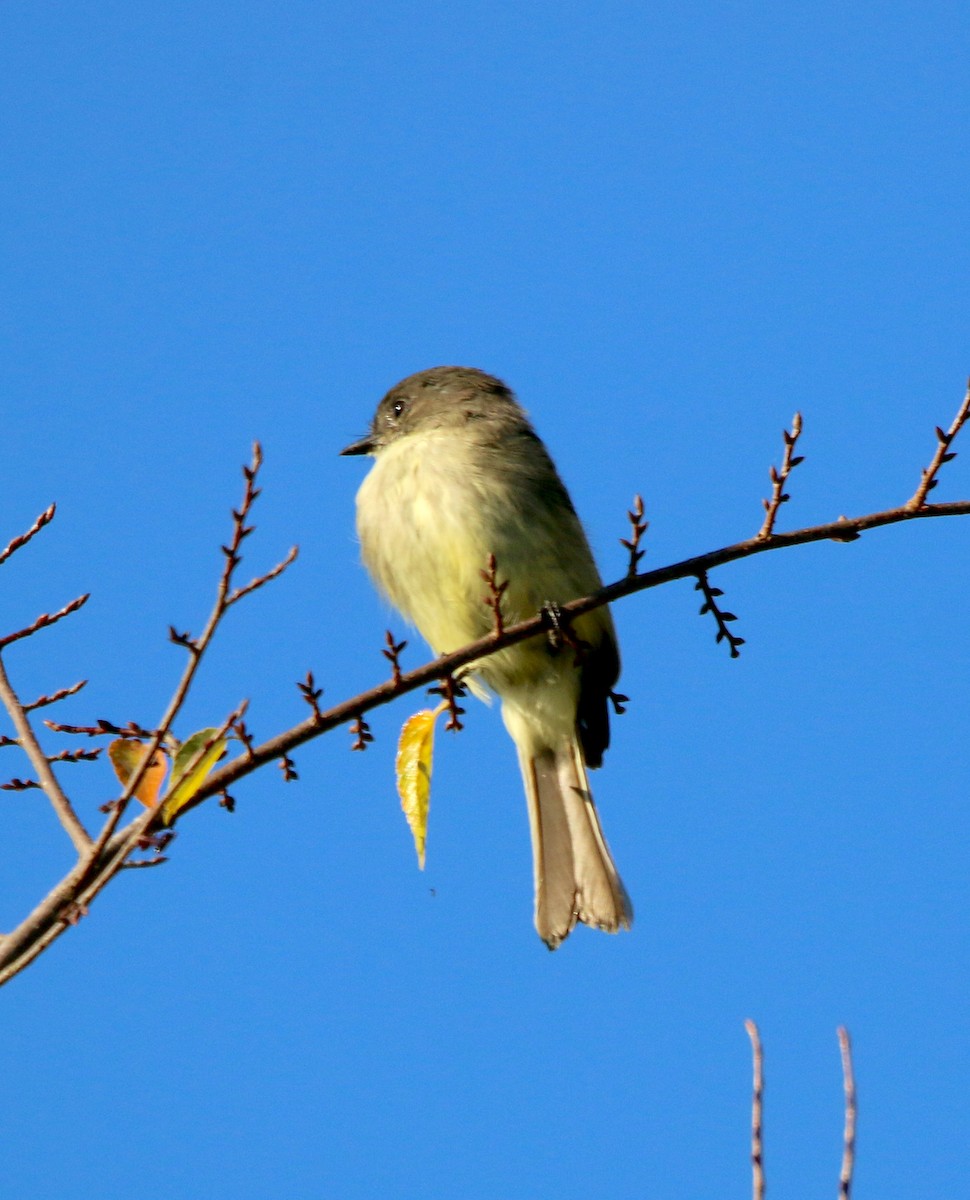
2, 3, 968, 1196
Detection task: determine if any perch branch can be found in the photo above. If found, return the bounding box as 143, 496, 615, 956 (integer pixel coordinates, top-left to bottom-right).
181, 493, 970, 816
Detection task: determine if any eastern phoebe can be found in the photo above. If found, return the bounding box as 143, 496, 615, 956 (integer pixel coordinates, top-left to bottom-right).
342, 366, 632, 948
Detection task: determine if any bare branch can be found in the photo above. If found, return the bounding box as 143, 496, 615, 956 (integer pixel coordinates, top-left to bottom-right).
480, 553, 508, 636
837, 1026, 857, 1200
0, 504, 56, 567
907, 379, 970, 509
744, 1020, 765, 1200
98, 442, 279, 839
1, 446, 287, 971
758, 413, 804, 538
24, 680, 88, 712
46, 748, 101, 765
695, 572, 745, 658
382, 632, 407, 687
44, 717, 160, 740
428, 675, 467, 732
0, 829, 142, 986
349, 714, 373, 751
297, 672, 324, 720
228, 545, 299, 606
234, 718, 256, 762
0, 654, 92, 852
0, 443, 300, 984
620, 494, 648, 576
119, 855, 169, 870
0, 594, 90, 651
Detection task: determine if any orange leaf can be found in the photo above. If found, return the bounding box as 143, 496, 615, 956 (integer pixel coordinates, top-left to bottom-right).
107, 739, 168, 808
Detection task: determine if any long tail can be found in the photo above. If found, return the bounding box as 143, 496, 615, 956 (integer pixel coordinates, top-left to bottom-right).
519, 738, 633, 949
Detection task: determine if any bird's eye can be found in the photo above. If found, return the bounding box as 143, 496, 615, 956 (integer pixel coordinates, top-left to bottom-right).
392, 399, 407, 418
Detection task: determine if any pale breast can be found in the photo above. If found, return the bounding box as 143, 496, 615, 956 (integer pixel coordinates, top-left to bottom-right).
355, 424, 614, 689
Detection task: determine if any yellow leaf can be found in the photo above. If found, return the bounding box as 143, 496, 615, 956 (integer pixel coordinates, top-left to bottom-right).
395, 704, 446, 869
161, 728, 227, 825
107, 739, 168, 808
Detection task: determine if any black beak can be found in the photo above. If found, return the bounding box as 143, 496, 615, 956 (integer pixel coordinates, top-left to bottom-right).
340, 433, 376, 456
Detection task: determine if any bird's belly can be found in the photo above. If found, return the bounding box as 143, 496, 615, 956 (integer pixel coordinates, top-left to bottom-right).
355, 435, 497, 653
354, 431, 607, 700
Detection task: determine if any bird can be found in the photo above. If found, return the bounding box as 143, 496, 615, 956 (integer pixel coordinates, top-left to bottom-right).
341, 366, 632, 948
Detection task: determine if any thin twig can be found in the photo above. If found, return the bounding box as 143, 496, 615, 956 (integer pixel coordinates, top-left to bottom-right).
349, 714, 373, 751
297, 672, 324, 719
758, 414, 804, 538
695, 572, 745, 658
837, 1026, 857, 1200
907, 379, 970, 509
44, 718, 160, 740
228, 545, 298, 606
429, 675, 466, 732
24, 680, 88, 712
0, 504, 56, 567
46, 748, 101, 765
383, 632, 407, 686
234, 718, 256, 761
620, 494, 648, 576
0, 594, 90, 651
88, 443, 272, 847
480, 553, 508, 636
744, 1020, 765, 1200
0, 654, 91, 852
